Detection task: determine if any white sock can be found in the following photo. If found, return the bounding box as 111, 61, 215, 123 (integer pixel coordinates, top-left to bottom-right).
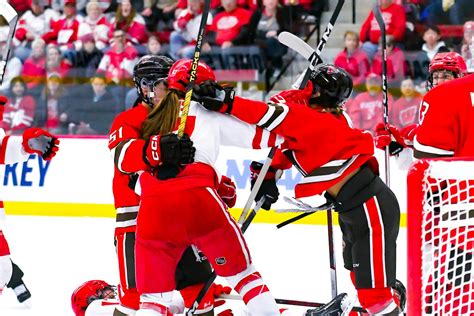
137, 292, 173, 316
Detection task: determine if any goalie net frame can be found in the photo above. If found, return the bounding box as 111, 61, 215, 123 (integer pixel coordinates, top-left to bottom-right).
407, 157, 474, 315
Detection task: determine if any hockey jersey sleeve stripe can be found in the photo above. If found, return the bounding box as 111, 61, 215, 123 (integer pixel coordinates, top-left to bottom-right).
114, 140, 133, 174
300, 155, 359, 183
413, 137, 454, 157
252, 127, 263, 149
258, 103, 289, 131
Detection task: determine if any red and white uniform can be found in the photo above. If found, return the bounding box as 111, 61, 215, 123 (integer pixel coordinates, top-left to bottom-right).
345, 91, 394, 134
42, 15, 83, 51
208, 8, 251, 45
133, 100, 282, 312
77, 15, 111, 50
227, 95, 375, 199
1, 96, 36, 134
0, 130, 37, 289
97, 44, 138, 84
359, 3, 406, 44
414, 74, 474, 157
15, 8, 60, 45
109, 16, 148, 45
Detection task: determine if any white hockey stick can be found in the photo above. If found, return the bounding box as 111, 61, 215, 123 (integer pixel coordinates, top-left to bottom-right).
0, 0, 18, 84
278, 32, 317, 68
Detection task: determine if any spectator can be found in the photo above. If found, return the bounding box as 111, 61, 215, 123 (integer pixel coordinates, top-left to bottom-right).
334, 30, 370, 89
77, 0, 111, 50
145, 35, 168, 56
14, 0, 60, 61
345, 73, 394, 134
282, 0, 326, 25
359, 0, 406, 60
72, 33, 104, 83
109, 0, 148, 48
461, 20, 474, 72
46, 44, 72, 82
21, 38, 47, 93
2, 77, 36, 135
68, 74, 117, 135
421, 24, 448, 61
34, 73, 70, 134
426, 0, 474, 25
42, 0, 83, 53
370, 35, 408, 87
204, 0, 252, 50
0, 44, 22, 94
170, 0, 213, 59
390, 78, 421, 129
141, 0, 178, 32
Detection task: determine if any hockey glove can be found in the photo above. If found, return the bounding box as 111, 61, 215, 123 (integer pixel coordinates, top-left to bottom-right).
22, 128, 60, 160
250, 161, 279, 210
145, 133, 195, 167
269, 81, 313, 106
400, 124, 418, 147
0, 96, 7, 121
217, 175, 237, 208
192, 80, 235, 114
374, 123, 406, 155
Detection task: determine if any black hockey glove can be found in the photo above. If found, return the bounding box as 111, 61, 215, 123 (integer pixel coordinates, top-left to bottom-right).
192, 80, 235, 114
250, 161, 279, 210
160, 133, 195, 165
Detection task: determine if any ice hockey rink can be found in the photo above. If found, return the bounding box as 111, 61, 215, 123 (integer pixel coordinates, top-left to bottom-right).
0, 140, 410, 315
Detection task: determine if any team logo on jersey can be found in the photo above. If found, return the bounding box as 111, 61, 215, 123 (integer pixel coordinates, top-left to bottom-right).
215, 257, 227, 265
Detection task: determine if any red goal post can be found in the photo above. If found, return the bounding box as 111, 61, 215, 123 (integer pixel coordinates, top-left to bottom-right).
407, 157, 474, 315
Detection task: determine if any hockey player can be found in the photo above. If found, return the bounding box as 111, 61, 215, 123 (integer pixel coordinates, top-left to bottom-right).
191, 64, 402, 315
108, 55, 237, 316
132, 58, 284, 315
374, 52, 468, 157
0, 95, 59, 306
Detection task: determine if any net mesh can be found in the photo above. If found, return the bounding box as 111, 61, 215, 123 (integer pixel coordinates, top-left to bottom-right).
421, 160, 474, 314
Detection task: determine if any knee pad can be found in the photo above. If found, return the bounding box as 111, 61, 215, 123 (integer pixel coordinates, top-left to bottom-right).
357, 287, 397, 314
118, 284, 141, 311
0, 256, 12, 288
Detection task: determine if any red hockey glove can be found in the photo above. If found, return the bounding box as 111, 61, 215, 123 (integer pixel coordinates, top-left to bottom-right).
192, 80, 235, 114
374, 123, 405, 155
269, 81, 313, 106
22, 128, 60, 160
250, 161, 279, 210
0, 96, 7, 120
145, 133, 195, 167
400, 124, 418, 147
212, 283, 232, 312
217, 175, 237, 208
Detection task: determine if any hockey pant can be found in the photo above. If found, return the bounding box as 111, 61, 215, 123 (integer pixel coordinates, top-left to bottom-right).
0, 230, 11, 292
326, 165, 401, 314
135, 172, 280, 315
115, 229, 214, 313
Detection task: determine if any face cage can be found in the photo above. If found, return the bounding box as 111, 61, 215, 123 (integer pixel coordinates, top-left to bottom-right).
426, 69, 458, 91
136, 78, 168, 107
85, 285, 117, 306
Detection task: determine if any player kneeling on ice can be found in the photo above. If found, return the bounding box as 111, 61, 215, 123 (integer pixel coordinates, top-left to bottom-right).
192, 64, 405, 315
0, 95, 59, 307
133, 59, 285, 315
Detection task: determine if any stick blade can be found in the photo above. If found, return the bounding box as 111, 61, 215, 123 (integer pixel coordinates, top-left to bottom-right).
278, 31, 315, 61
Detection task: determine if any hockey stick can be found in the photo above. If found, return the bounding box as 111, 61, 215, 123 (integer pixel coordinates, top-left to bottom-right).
238, 0, 345, 227
220, 294, 367, 313
276, 201, 334, 228
373, 4, 404, 187
240, 196, 265, 233
177, 0, 211, 138
0, 0, 18, 84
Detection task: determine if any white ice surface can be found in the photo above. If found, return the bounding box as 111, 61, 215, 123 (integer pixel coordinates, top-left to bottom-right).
0, 216, 408, 315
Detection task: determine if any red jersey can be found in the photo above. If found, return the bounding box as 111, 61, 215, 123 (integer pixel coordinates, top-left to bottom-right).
414, 74, 474, 157
370, 47, 407, 83
345, 91, 394, 134
209, 8, 251, 45
390, 95, 421, 129
42, 16, 81, 50
2, 96, 36, 133
334, 48, 370, 86
229, 95, 375, 198
359, 3, 406, 44
108, 104, 149, 233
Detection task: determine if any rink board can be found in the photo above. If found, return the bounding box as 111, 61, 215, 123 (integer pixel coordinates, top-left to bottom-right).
0, 137, 409, 226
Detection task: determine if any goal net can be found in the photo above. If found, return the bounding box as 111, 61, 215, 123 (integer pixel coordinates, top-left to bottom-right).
407, 158, 474, 315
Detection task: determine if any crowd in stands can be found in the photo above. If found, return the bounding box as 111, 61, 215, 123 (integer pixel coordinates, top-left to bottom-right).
0, 0, 472, 137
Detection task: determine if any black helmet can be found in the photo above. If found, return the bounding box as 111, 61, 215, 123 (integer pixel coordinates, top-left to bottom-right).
309, 63, 353, 108
133, 55, 174, 107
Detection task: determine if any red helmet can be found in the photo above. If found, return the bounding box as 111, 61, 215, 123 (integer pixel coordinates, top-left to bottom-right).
71, 280, 115, 316
168, 59, 216, 92
429, 52, 467, 76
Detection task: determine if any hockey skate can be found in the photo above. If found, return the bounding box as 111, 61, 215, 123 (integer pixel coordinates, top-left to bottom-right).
7, 261, 32, 307
305, 293, 356, 316
393, 279, 406, 312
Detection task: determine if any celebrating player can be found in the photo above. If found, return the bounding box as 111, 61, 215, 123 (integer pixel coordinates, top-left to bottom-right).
132, 58, 284, 315
192, 64, 403, 315
0, 96, 59, 306
108, 55, 237, 316
374, 52, 470, 157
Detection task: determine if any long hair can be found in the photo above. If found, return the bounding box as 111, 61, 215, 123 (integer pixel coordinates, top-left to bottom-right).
141, 90, 183, 140
115, 2, 136, 30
